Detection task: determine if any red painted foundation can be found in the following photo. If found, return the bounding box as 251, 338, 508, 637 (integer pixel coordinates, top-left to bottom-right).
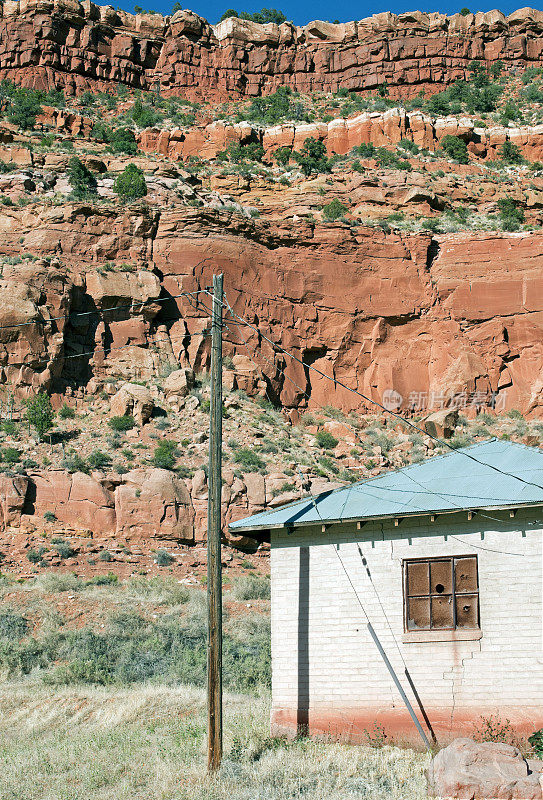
271, 706, 543, 747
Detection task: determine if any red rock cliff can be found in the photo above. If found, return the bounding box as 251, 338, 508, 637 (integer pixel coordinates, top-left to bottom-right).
1, 2, 543, 99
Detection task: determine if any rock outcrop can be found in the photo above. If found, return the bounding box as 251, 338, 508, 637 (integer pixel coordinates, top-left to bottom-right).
138, 111, 543, 163
0, 3, 542, 100
0, 206, 541, 416
0, 465, 316, 546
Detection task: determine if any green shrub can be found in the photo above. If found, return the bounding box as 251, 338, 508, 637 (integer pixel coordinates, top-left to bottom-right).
220, 142, 265, 163
522, 66, 543, 84
234, 447, 265, 471
352, 143, 376, 158
523, 83, 543, 103
242, 86, 309, 126
85, 573, 118, 587
440, 135, 469, 164
274, 145, 292, 165
528, 729, 543, 756
26, 546, 47, 564
58, 403, 76, 419
98, 550, 113, 562
232, 574, 270, 600
398, 138, 419, 154
7, 87, 42, 130
500, 101, 522, 126
498, 141, 524, 165
113, 164, 147, 202
2, 447, 20, 464
67, 156, 97, 199
0, 608, 28, 640
375, 147, 411, 170
25, 392, 54, 441
220, 7, 286, 23
155, 549, 175, 566
109, 415, 135, 431
130, 98, 163, 128
322, 199, 347, 221
8, 612, 271, 691
0, 421, 18, 436
316, 430, 339, 449
318, 455, 339, 474
92, 123, 138, 155
497, 197, 525, 230
54, 540, 76, 559
87, 450, 110, 469
473, 714, 521, 748
61, 454, 89, 474
45, 87, 65, 108
43, 511, 57, 523
424, 78, 501, 117
152, 439, 178, 470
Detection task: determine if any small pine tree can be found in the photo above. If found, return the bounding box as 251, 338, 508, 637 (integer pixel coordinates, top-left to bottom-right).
26, 392, 54, 441
498, 141, 524, 165
113, 164, 147, 202
8, 88, 42, 131
294, 137, 330, 176
67, 156, 97, 199
440, 135, 469, 164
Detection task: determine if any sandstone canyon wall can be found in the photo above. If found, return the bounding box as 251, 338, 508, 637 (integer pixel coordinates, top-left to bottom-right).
0, 1, 543, 99
1, 205, 541, 416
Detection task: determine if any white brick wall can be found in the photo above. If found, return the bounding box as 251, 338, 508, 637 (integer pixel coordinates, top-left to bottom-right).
270, 508, 543, 742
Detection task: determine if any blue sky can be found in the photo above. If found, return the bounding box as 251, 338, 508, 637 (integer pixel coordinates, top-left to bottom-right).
123, 1, 534, 27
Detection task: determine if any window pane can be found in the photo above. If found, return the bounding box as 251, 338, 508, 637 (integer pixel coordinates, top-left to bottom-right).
431, 595, 454, 628
430, 559, 453, 595
456, 594, 479, 628
455, 557, 478, 593
407, 561, 429, 596
407, 597, 430, 629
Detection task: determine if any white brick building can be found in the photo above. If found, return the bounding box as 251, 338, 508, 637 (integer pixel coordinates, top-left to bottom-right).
230, 440, 543, 745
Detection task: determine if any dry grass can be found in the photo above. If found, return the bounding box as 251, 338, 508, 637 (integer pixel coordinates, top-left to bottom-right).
0, 681, 429, 800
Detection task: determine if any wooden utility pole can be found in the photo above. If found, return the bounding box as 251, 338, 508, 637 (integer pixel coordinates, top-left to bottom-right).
207, 273, 223, 772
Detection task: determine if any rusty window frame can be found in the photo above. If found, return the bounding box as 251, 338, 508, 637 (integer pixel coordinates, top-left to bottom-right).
402, 555, 480, 632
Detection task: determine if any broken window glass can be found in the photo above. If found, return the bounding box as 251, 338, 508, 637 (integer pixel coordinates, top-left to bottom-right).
404, 556, 479, 631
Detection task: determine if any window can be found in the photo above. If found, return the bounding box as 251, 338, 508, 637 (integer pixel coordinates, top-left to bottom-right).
403, 556, 479, 631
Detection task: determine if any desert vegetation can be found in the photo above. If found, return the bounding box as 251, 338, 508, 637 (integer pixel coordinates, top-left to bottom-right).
0, 573, 430, 798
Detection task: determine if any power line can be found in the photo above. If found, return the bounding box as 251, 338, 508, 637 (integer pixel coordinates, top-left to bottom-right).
222, 292, 395, 470
213, 292, 543, 496
3, 333, 210, 374
0, 288, 210, 331
223, 297, 542, 544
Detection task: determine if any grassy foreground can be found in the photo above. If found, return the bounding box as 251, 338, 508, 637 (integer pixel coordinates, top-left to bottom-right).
0, 574, 428, 799
0, 682, 429, 800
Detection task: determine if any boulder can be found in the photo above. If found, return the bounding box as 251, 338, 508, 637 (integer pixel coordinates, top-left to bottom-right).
427, 738, 543, 799
424, 408, 459, 440
163, 368, 195, 402
110, 383, 154, 425
115, 468, 194, 542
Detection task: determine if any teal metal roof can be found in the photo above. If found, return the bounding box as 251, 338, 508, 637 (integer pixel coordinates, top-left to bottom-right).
228, 440, 543, 532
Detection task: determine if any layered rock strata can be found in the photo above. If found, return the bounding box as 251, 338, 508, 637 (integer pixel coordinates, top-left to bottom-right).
0, 2, 542, 99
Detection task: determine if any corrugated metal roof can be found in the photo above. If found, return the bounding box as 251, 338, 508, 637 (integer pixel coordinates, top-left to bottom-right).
228, 439, 543, 532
